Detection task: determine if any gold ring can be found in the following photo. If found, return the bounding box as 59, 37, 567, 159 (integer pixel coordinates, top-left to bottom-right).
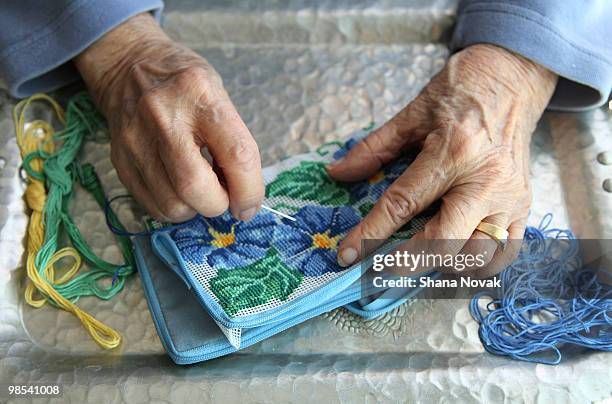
475, 222, 509, 250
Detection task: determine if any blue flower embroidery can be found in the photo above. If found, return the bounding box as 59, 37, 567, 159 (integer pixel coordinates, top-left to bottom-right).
332, 138, 415, 203
349, 155, 413, 202
276, 206, 361, 276
332, 138, 358, 160
170, 211, 278, 268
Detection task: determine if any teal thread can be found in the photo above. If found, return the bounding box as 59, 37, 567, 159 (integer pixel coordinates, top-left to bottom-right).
23, 93, 135, 304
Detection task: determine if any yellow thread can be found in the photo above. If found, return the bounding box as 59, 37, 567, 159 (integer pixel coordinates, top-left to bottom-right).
209, 226, 236, 248
15, 94, 122, 349
367, 170, 385, 185
311, 230, 341, 250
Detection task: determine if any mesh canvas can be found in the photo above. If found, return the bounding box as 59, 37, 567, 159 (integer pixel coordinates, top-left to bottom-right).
152, 129, 434, 347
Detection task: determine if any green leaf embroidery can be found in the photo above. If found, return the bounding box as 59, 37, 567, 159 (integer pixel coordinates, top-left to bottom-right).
316, 141, 344, 157
209, 249, 303, 317
362, 121, 376, 131
262, 199, 302, 214
390, 214, 432, 240
358, 201, 374, 217
266, 161, 350, 206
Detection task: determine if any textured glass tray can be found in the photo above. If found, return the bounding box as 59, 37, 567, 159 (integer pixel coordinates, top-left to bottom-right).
0, 1, 611, 402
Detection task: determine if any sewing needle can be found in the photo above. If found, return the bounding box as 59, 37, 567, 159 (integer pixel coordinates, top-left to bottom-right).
261, 204, 296, 221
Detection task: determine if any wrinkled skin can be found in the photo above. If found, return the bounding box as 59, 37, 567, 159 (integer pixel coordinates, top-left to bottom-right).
328, 44, 557, 276
75, 13, 264, 222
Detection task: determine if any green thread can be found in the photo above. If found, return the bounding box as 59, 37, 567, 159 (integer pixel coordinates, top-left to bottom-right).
264, 201, 302, 214
358, 201, 374, 216
24, 93, 134, 304
266, 161, 350, 207
210, 249, 303, 316
362, 121, 375, 131
316, 141, 344, 157
22, 151, 46, 181
390, 222, 427, 240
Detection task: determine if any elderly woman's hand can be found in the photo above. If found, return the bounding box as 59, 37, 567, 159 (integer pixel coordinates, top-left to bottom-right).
328, 44, 557, 275
74, 13, 264, 222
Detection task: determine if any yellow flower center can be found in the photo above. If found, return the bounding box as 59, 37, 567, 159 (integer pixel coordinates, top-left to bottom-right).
311, 230, 341, 250
209, 226, 236, 248
367, 170, 385, 185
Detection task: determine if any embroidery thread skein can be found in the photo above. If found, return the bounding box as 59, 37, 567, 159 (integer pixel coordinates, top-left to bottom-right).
471, 215, 612, 364
15, 93, 135, 349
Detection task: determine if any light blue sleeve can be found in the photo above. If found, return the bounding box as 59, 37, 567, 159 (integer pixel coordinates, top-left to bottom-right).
0, 0, 163, 98
451, 0, 612, 111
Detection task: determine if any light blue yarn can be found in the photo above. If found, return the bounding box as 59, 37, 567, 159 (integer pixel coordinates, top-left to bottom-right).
470, 214, 612, 365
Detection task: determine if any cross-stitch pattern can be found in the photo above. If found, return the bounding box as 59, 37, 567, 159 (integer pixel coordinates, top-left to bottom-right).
265, 161, 351, 211
276, 206, 361, 276
209, 248, 303, 316
171, 210, 278, 268
155, 133, 433, 322
350, 154, 416, 216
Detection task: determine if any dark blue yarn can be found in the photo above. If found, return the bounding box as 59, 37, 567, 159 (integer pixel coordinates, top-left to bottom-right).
104, 195, 154, 237
470, 214, 612, 365
110, 265, 127, 287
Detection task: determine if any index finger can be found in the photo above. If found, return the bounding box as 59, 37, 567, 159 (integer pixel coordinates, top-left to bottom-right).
156, 113, 230, 218
196, 98, 264, 221
336, 147, 452, 267
159, 136, 230, 218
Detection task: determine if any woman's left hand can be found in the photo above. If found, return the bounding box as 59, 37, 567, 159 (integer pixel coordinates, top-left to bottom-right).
327, 44, 557, 276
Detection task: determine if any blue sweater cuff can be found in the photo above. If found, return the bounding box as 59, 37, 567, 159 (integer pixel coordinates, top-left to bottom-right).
1, 0, 163, 98
451, 2, 612, 111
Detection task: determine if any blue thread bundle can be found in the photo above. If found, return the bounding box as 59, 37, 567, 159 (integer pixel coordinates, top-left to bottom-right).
470, 214, 612, 365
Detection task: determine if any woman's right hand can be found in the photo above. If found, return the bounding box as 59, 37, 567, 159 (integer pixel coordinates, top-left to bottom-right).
75, 13, 264, 222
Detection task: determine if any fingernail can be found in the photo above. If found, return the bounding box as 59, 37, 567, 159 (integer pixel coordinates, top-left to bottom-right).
239, 207, 258, 221
338, 247, 358, 267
